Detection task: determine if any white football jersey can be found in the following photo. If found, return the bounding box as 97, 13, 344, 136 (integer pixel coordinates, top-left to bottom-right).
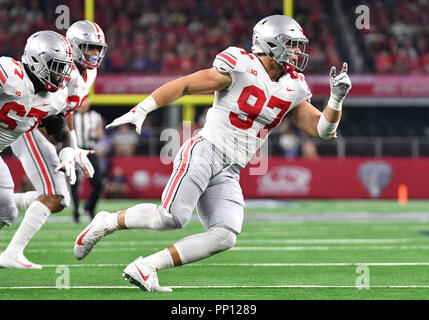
64, 64, 97, 117
199, 46, 312, 167
0, 57, 68, 152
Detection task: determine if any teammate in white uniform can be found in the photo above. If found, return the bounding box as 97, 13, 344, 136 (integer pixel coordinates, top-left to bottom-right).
0, 21, 107, 269
73, 15, 352, 291
0, 31, 77, 268
65, 20, 107, 222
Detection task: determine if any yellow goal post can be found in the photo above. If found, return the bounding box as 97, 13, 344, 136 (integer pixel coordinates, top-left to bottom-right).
84, 0, 294, 123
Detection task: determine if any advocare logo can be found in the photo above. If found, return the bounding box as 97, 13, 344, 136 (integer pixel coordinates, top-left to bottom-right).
257, 165, 311, 195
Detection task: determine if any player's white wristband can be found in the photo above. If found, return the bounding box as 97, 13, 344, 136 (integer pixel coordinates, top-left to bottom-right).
327, 94, 343, 111
70, 130, 78, 149
58, 147, 75, 162
136, 95, 159, 114
317, 112, 339, 140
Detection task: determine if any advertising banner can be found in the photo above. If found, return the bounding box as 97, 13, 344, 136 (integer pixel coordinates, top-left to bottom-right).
94, 74, 429, 98
4, 156, 428, 199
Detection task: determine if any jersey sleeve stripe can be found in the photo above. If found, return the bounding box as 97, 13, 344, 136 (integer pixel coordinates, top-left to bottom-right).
215, 57, 234, 70
217, 53, 237, 66
0, 66, 7, 84
0, 64, 8, 77
224, 51, 237, 60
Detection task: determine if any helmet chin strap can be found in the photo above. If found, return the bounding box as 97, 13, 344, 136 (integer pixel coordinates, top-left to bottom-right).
282, 62, 298, 79
44, 82, 59, 92
81, 59, 97, 69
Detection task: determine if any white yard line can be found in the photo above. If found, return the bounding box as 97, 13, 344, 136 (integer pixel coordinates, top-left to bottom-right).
1, 238, 423, 247
231, 245, 429, 250
17, 244, 429, 253
31, 262, 429, 268
1, 285, 429, 290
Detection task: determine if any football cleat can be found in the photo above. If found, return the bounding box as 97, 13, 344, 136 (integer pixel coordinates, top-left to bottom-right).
0, 251, 42, 269
73, 211, 112, 260
122, 257, 173, 292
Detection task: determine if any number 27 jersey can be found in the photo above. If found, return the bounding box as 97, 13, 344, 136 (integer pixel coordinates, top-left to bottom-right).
199, 46, 312, 167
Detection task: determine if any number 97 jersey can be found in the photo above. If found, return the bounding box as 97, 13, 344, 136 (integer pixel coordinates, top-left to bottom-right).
199, 46, 312, 168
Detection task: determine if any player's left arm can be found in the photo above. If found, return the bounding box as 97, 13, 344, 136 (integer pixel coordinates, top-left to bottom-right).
289, 62, 351, 139
288, 100, 327, 138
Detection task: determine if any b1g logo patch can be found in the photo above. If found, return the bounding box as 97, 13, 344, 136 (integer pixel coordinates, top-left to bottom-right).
246, 67, 258, 76
358, 161, 392, 198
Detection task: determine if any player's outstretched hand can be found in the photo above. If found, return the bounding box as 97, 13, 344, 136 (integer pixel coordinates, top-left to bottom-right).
106, 107, 147, 135
75, 148, 95, 178
56, 147, 77, 185
106, 97, 158, 134
329, 62, 352, 105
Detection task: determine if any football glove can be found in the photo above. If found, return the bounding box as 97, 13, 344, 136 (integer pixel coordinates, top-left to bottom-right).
106, 96, 158, 134
328, 62, 352, 110
106, 107, 147, 135
56, 147, 77, 185
75, 147, 95, 178
70, 130, 95, 178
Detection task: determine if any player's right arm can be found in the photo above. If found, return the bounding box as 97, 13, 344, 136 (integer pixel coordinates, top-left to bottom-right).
106, 67, 232, 134
40, 114, 77, 184
151, 67, 231, 105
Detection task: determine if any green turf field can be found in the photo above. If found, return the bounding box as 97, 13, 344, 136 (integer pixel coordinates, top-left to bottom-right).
1, 199, 429, 300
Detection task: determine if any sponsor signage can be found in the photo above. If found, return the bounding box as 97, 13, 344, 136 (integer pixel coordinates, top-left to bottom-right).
3, 156, 429, 199
95, 74, 429, 98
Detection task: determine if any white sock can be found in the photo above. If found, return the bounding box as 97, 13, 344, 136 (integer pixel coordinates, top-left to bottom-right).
4, 201, 51, 255
103, 212, 120, 232
14, 191, 39, 212
141, 248, 174, 271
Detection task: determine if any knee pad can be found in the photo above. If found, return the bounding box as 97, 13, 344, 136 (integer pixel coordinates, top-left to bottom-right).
208, 227, 237, 252
172, 208, 193, 229
0, 205, 18, 226
0, 189, 18, 226
173, 227, 237, 265
159, 206, 189, 230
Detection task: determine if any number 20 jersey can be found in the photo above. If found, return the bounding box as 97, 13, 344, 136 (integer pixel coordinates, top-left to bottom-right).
0, 56, 67, 152
199, 46, 312, 168
64, 64, 97, 118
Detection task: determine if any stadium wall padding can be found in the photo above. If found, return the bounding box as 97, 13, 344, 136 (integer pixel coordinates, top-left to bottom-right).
3, 156, 428, 199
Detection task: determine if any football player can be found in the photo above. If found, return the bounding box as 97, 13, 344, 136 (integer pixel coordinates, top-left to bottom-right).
1, 21, 107, 269
74, 15, 352, 291
0, 30, 77, 269
64, 20, 107, 222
